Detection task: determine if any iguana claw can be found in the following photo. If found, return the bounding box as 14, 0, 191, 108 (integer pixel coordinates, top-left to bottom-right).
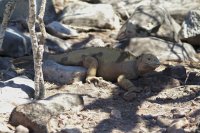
86, 76, 103, 84
123, 90, 137, 101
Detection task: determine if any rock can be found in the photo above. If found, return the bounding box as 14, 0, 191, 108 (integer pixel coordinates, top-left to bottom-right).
171, 109, 185, 119
46, 21, 79, 39
117, 5, 180, 42
99, 0, 200, 24
0, 57, 15, 70
156, 115, 173, 127
110, 109, 122, 119
179, 9, 200, 46
0, 76, 34, 113
43, 60, 87, 84
52, 0, 65, 14
0, 57, 17, 81
85, 38, 106, 47
166, 118, 189, 133
116, 37, 198, 62
59, 1, 120, 29
0, 99, 32, 113
0, 27, 32, 57
185, 72, 200, 85
134, 73, 181, 92
80, 0, 101, 4
9, 93, 84, 133
60, 128, 81, 133
0, 122, 12, 133
0, 0, 57, 24
162, 65, 187, 80
15, 125, 29, 133
45, 33, 73, 53
41, 93, 84, 112
0, 76, 35, 99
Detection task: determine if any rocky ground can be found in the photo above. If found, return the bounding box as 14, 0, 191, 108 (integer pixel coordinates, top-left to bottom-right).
0, 0, 200, 133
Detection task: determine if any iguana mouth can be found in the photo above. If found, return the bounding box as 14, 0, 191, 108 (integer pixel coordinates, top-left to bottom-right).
145, 62, 160, 69
154, 62, 160, 68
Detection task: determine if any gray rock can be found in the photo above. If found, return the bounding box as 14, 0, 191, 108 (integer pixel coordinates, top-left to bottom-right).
116, 37, 198, 62
43, 60, 87, 84
59, 1, 120, 29
45, 33, 73, 53
0, 0, 57, 24
61, 128, 81, 133
85, 38, 106, 47
0, 57, 14, 70
0, 27, 32, 57
0, 57, 17, 81
134, 73, 181, 92
0, 76, 35, 99
166, 118, 188, 133
0, 76, 33, 114
39, 93, 84, 112
117, 5, 181, 42
179, 9, 200, 45
15, 125, 29, 133
9, 93, 84, 133
162, 65, 187, 80
185, 72, 200, 85
0, 98, 32, 113
46, 21, 79, 39
99, 0, 200, 24
80, 0, 101, 4
0, 122, 12, 133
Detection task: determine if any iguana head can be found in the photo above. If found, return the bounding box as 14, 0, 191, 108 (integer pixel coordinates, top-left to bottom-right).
136, 54, 160, 74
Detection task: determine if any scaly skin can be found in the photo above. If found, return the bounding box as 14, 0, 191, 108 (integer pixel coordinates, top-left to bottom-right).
15, 47, 160, 101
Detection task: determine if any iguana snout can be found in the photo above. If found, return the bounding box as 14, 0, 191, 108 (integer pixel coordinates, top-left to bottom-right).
137, 54, 160, 74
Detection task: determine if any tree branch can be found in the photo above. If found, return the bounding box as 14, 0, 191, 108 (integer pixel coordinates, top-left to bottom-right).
0, 0, 16, 51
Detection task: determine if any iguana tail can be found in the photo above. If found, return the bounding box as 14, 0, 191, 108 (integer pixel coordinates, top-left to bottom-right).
13, 55, 34, 65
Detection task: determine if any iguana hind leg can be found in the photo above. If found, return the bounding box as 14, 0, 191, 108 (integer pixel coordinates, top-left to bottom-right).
117, 75, 142, 101
82, 56, 102, 83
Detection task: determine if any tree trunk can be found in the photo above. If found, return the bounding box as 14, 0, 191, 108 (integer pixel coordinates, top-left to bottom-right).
0, 0, 16, 51
28, 0, 46, 99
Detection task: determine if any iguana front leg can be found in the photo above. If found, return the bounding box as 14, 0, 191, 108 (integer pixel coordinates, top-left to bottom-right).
82, 56, 102, 83
117, 75, 142, 101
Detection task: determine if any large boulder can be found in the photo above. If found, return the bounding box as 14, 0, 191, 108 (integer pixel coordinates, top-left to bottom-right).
97, 0, 200, 24
116, 37, 198, 62
179, 9, 200, 46
117, 5, 181, 42
9, 93, 84, 133
43, 60, 87, 84
46, 21, 79, 39
0, 57, 17, 81
59, 1, 120, 29
0, 76, 35, 99
0, 76, 34, 113
0, 0, 58, 24
45, 33, 73, 53
0, 27, 32, 57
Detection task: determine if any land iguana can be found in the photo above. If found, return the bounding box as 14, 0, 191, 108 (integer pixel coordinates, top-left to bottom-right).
14, 47, 160, 101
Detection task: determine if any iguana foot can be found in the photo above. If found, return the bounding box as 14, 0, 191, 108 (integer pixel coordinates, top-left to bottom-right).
129, 86, 143, 93
86, 76, 103, 84
123, 90, 137, 101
